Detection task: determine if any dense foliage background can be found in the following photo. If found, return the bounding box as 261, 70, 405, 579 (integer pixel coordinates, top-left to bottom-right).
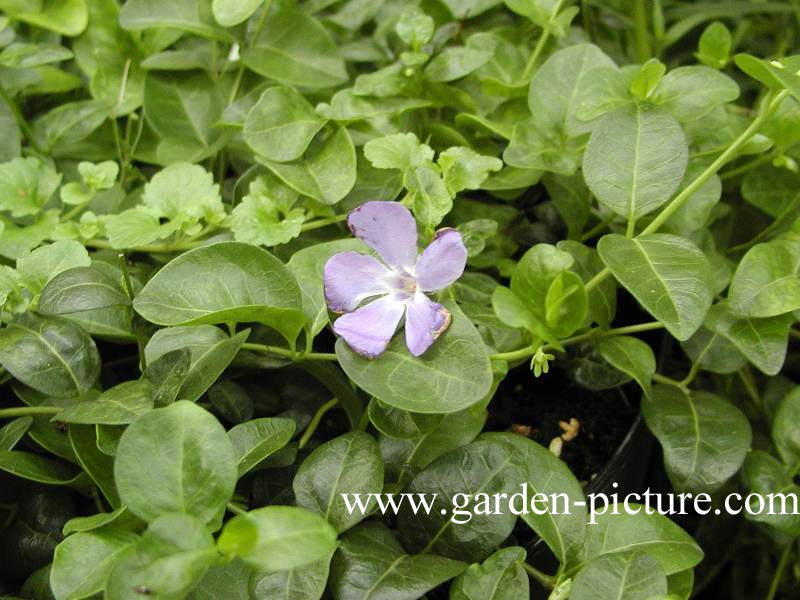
0, 0, 800, 598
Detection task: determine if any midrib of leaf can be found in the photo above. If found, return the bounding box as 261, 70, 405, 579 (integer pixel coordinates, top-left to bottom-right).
679, 392, 702, 491
17, 322, 81, 393
615, 556, 635, 600
629, 239, 681, 325
628, 106, 643, 225
364, 554, 407, 599
169, 81, 210, 147
323, 437, 353, 522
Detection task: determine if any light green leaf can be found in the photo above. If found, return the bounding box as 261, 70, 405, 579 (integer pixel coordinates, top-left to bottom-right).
1, 0, 88, 36
0, 43, 72, 68
133, 242, 304, 345
336, 301, 493, 413
218, 506, 338, 572
229, 179, 305, 247
212, 0, 261, 26
141, 162, 224, 223
652, 66, 739, 122
16, 240, 90, 296
114, 401, 238, 524
406, 164, 452, 229
598, 234, 713, 341
56, 380, 153, 425
583, 104, 688, 221
643, 386, 751, 493
696, 22, 731, 69
728, 240, 800, 318
243, 86, 327, 162
68, 423, 120, 507
438, 147, 502, 196
0, 157, 61, 218
364, 132, 434, 172
119, 0, 228, 40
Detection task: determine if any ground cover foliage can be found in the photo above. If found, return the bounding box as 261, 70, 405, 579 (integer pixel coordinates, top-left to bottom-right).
0, 0, 799, 598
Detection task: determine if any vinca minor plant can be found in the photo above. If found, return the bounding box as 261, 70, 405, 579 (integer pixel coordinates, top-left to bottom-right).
0, 0, 799, 598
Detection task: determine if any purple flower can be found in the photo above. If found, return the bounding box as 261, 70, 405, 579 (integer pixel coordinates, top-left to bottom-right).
324, 201, 467, 359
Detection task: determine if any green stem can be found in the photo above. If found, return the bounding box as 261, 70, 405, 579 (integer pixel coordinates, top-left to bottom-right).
720, 151, 776, 181
241, 342, 337, 362
300, 214, 347, 232
632, 0, 651, 62
0, 82, 42, 153
585, 89, 789, 295
0, 406, 61, 418
299, 398, 339, 449
523, 563, 555, 589
490, 321, 664, 362
520, 0, 566, 81
226, 502, 247, 516
764, 543, 792, 600
580, 212, 615, 242
653, 373, 689, 393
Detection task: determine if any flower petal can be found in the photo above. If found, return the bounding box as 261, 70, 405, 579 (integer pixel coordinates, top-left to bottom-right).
324, 251, 391, 313
414, 228, 467, 291
404, 293, 451, 357
334, 294, 406, 359
348, 201, 418, 269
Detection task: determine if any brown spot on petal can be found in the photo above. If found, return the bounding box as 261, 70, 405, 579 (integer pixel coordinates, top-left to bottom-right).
432, 307, 451, 340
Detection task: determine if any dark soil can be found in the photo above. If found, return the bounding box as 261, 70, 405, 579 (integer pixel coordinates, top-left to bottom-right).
487, 366, 640, 485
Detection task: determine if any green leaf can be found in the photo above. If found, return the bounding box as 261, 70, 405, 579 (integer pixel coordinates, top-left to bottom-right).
114, 401, 237, 524
39, 264, 134, 341
449, 546, 528, 600
680, 326, 746, 375
0, 157, 61, 218
251, 555, 332, 600
630, 59, 666, 101
0, 313, 100, 397
330, 522, 465, 599
51, 526, 138, 600
364, 132, 434, 171
696, 22, 731, 69
143, 347, 190, 407
0, 416, 31, 451
143, 72, 226, 161
438, 147, 502, 196
336, 301, 493, 413
33, 100, 109, 151
133, 242, 304, 345
571, 553, 668, 600
211, 0, 261, 26
582, 508, 703, 575
218, 506, 338, 572
652, 66, 739, 122
229, 176, 305, 247
106, 513, 218, 599
242, 0, 347, 89
56, 380, 153, 425
16, 240, 90, 296
596, 336, 655, 397
772, 386, 800, 470
484, 432, 587, 568
1, 0, 88, 36
558, 240, 616, 328
643, 386, 751, 493
243, 86, 327, 163
208, 381, 252, 424
728, 240, 800, 318
0, 450, 82, 485
396, 6, 434, 47
0, 43, 72, 68
397, 438, 524, 562
141, 162, 224, 223
598, 234, 713, 341
735, 54, 800, 102
544, 270, 588, 337
119, 0, 228, 40
406, 164, 452, 228
368, 399, 443, 439
228, 417, 296, 477
545, 173, 592, 241
62, 506, 137, 536
144, 326, 249, 402
286, 239, 366, 337
424, 38, 496, 83
705, 301, 792, 375
68, 424, 120, 507
741, 450, 800, 537
583, 104, 688, 221
258, 127, 356, 205
293, 432, 383, 533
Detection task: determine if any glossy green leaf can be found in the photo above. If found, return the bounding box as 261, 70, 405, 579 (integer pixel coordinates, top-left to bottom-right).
741, 450, 800, 537
133, 242, 304, 345
228, 417, 296, 477
336, 301, 493, 413
293, 432, 383, 533
597, 336, 655, 397
56, 380, 152, 425
0, 417, 31, 451
772, 386, 800, 470
643, 386, 751, 493
449, 546, 528, 600
583, 104, 688, 221
243, 86, 327, 163
330, 522, 466, 600
114, 401, 237, 524
598, 234, 713, 341
218, 506, 338, 572
571, 553, 668, 600
211, 0, 261, 26
728, 240, 800, 318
